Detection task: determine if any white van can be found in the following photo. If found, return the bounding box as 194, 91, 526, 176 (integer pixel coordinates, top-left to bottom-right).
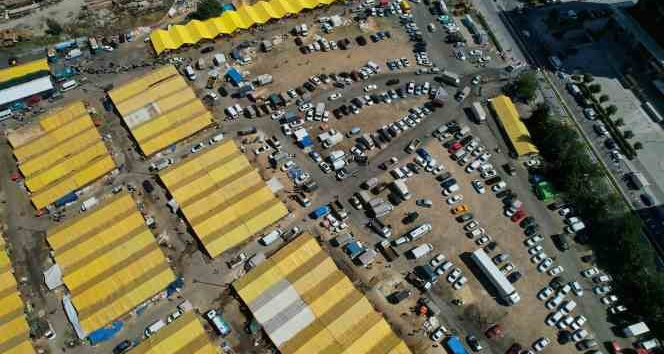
184, 66, 197, 80
145, 319, 166, 337
60, 80, 78, 92
0, 109, 12, 122
259, 228, 283, 246
208, 133, 224, 145
80, 197, 98, 212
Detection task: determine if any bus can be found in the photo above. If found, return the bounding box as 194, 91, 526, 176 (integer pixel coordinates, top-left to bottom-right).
60, 80, 78, 92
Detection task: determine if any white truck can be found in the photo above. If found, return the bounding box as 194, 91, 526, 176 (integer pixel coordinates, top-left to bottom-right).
391, 179, 411, 200
394, 223, 432, 245
623, 322, 650, 337
315, 102, 326, 119
471, 248, 521, 305
439, 70, 460, 86
259, 229, 283, 246
470, 101, 487, 123
409, 243, 433, 259
80, 197, 98, 212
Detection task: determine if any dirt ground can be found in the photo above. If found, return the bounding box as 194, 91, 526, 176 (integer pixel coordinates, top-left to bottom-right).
357, 138, 581, 354
249, 18, 413, 94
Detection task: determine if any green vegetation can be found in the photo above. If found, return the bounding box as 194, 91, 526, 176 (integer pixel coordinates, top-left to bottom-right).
474, 12, 503, 52
606, 104, 618, 116
511, 72, 538, 102
527, 105, 664, 337
583, 73, 594, 83
190, 0, 223, 20
45, 19, 63, 36
634, 142, 643, 150
589, 84, 601, 93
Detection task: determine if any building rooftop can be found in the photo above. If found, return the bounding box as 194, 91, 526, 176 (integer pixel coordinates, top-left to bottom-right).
129, 311, 217, 354
234, 234, 411, 354
7, 101, 116, 209
107, 65, 214, 156
159, 140, 288, 258
490, 95, 539, 157
47, 193, 175, 334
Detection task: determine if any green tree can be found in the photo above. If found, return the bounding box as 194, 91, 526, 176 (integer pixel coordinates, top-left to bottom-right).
624, 130, 634, 139
634, 142, 643, 150
547, 9, 560, 25
45, 19, 63, 36
599, 94, 609, 102
606, 105, 618, 115
190, 0, 223, 20
513, 72, 538, 102
572, 74, 582, 82
589, 84, 601, 93
583, 73, 594, 83
614, 118, 624, 126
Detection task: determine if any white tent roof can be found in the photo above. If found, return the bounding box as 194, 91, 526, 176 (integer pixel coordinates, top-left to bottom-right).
0, 76, 54, 106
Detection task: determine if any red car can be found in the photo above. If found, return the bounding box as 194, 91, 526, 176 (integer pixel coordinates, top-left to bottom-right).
485, 324, 503, 339
448, 142, 462, 153
506, 344, 522, 354
510, 209, 526, 223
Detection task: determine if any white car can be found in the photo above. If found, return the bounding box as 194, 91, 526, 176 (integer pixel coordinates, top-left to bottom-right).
546, 293, 565, 310
581, 267, 599, 278
471, 75, 481, 85
528, 245, 544, 256
167, 309, 183, 323
491, 181, 507, 193
447, 268, 462, 283
593, 285, 612, 295
525, 235, 544, 247
531, 253, 548, 264
281, 124, 293, 136
329, 92, 342, 100
583, 107, 597, 120
609, 305, 627, 314
430, 327, 445, 341
537, 258, 554, 272
570, 281, 583, 297
572, 329, 589, 342
191, 142, 205, 153
281, 160, 296, 171
601, 295, 618, 305
571, 315, 587, 331
505, 207, 518, 217
476, 234, 491, 245
548, 265, 564, 276
556, 315, 574, 330
545, 310, 564, 326
537, 286, 554, 301
363, 84, 377, 92
299, 103, 313, 112
447, 194, 463, 204
271, 110, 285, 120
254, 144, 270, 155
464, 220, 480, 231
533, 337, 550, 351
453, 276, 467, 290
558, 283, 572, 295
472, 179, 486, 194
481, 169, 496, 179
430, 254, 446, 268
500, 262, 514, 274
319, 161, 331, 173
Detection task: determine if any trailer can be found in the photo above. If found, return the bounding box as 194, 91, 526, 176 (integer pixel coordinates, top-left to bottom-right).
439, 70, 460, 86
471, 248, 520, 305
623, 322, 650, 337
405, 223, 432, 242
378, 240, 399, 261
391, 179, 411, 200
470, 101, 487, 123
372, 202, 393, 218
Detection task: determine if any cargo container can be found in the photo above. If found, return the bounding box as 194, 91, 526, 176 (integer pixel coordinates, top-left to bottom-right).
470, 101, 486, 123
623, 322, 650, 337
409, 243, 433, 259
259, 228, 283, 246
80, 197, 98, 211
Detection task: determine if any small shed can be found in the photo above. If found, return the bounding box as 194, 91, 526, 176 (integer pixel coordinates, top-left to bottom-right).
225, 67, 243, 86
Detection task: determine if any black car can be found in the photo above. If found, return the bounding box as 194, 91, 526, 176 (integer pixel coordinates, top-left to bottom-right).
550, 276, 565, 289
386, 78, 400, 86
294, 37, 303, 46
217, 86, 228, 97
519, 216, 535, 228
548, 201, 567, 210
641, 193, 655, 206
356, 36, 367, 46
370, 34, 380, 42
303, 82, 316, 91
403, 212, 419, 224
200, 46, 214, 53
406, 162, 421, 174
459, 135, 474, 146
524, 225, 539, 236
484, 241, 498, 252
383, 30, 391, 38
456, 213, 474, 222
558, 330, 573, 345
388, 290, 412, 304
142, 180, 154, 194
604, 138, 616, 149
466, 335, 483, 352
113, 340, 132, 354
507, 271, 522, 283
485, 176, 502, 185
436, 172, 452, 182
553, 234, 570, 251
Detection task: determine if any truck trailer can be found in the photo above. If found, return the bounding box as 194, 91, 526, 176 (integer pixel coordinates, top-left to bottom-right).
471, 248, 521, 305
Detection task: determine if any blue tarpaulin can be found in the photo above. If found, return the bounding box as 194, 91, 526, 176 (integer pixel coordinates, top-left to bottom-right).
166, 276, 184, 297
225, 67, 243, 86
54, 192, 77, 207
88, 321, 123, 345
297, 136, 313, 148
